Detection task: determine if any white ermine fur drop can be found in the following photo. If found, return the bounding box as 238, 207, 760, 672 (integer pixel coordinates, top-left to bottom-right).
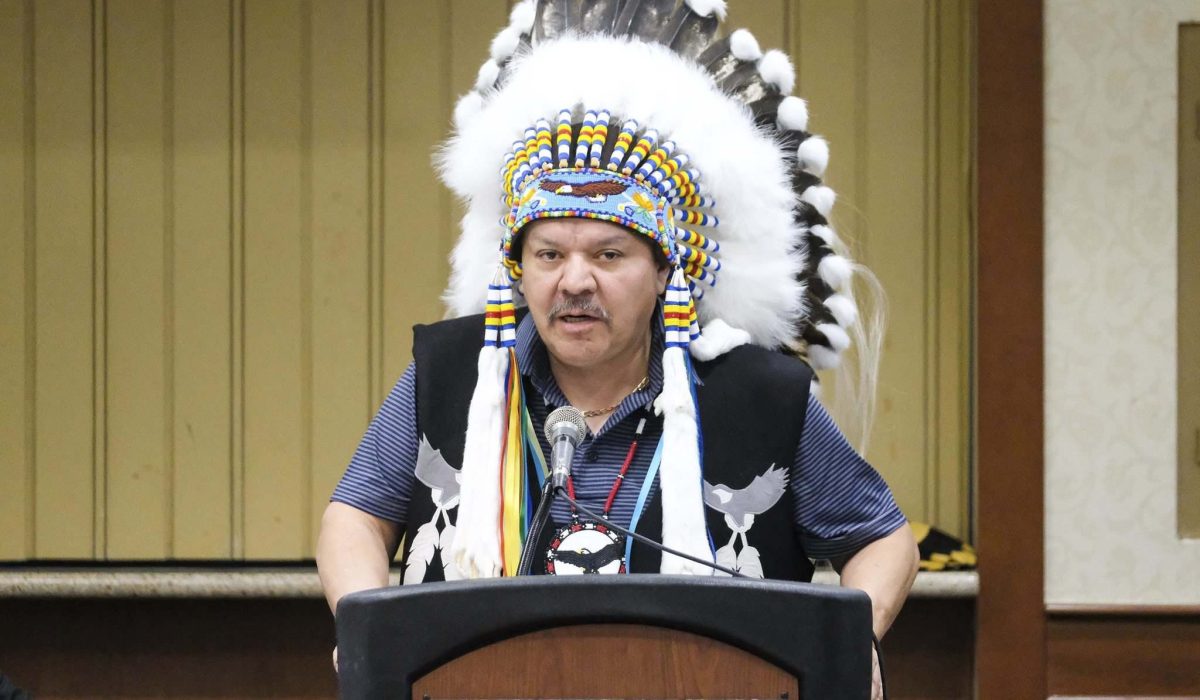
654, 345, 717, 575
815, 322, 851, 352
758, 49, 795, 94
684, 0, 728, 20
508, 0, 536, 33
798, 136, 829, 176
817, 254, 853, 290
729, 29, 762, 61
448, 345, 508, 578
689, 318, 751, 361
809, 223, 840, 248
808, 343, 840, 370
800, 184, 836, 218
474, 60, 500, 92
776, 96, 808, 131
490, 27, 522, 62
824, 293, 859, 328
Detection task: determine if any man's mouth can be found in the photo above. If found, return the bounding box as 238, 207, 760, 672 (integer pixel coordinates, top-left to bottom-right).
549, 300, 609, 325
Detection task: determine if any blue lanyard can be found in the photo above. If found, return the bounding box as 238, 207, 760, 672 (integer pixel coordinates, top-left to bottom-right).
624, 434, 663, 568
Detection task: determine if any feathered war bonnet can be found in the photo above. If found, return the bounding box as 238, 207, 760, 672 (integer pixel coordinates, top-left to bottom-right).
439, 0, 865, 579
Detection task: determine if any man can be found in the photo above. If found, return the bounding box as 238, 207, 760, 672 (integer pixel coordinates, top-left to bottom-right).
318, 1, 917, 695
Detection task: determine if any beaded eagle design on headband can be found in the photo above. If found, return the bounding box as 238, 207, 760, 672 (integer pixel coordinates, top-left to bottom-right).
439, 0, 881, 579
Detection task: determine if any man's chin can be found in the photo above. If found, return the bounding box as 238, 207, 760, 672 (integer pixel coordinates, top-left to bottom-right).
544, 326, 607, 367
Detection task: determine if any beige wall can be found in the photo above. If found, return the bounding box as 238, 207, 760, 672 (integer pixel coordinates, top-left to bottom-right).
1045, 0, 1200, 605
0, 0, 972, 560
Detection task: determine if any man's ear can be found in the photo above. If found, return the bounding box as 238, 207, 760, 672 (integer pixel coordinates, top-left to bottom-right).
656, 263, 671, 295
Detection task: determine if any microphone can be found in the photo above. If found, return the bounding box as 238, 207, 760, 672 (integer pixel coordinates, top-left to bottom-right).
544, 406, 586, 491
515, 406, 586, 576
524, 405, 744, 578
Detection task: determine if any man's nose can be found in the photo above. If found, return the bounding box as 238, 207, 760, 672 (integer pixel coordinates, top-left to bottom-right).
558, 254, 597, 295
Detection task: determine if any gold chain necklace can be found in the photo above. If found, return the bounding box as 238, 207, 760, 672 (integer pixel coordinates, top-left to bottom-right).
580, 375, 650, 418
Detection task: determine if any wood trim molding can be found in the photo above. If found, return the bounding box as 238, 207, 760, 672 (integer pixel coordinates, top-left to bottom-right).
974, 1, 1046, 698
1048, 604, 1200, 616
1047, 614, 1200, 696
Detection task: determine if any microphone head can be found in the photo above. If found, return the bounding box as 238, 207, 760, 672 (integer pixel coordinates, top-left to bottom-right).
544, 406, 586, 445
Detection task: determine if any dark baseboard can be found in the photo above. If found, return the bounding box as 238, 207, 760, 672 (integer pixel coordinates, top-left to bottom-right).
1047, 611, 1200, 696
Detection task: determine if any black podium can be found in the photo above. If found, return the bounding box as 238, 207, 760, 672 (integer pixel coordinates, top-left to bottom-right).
336, 575, 872, 700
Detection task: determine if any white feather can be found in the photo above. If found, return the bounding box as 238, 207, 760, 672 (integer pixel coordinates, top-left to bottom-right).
453, 92, 485, 131
447, 345, 507, 579
490, 27, 521, 62
714, 542, 737, 576
653, 345, 716, 575
474, 60, 500, 92
816, 322, 851, 352
800, 184, 835, 217
817, 254, 853, 290
807, 343, 840, 369
403, 520, 440, 585
758, 49, 795, 94
824, 293, 858, 328
689, 318, 750, 361
439, 36, 807, 351
684, 0, 727, 20
776, 96, 808, 131
729, 29, 762, 61
736, 545, 764, 578
508, 0, 536, 33
439, 524, 463, 580
809, 223, 840, 248
797, 136, 829, 176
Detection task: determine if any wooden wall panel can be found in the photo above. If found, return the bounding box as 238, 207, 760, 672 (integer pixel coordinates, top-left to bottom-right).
32, 0, 97, 558
105, 0, 170, 559
1179, 23, 1200, 538
862, 1, 931, 522
171, 0, 233, 559
778, 1, 972, 537
794, 0, 864, 253
0, 0, 974, 559
380, 0, 451, 392
308, 0, 371, 556
931, 1, 972, 549
975, 0, 1044, 697
0, 0, 32, 561
242, 0, 307, 559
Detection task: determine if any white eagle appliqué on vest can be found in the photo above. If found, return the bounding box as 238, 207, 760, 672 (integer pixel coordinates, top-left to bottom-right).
703, 465, 788, 578
404, 436, 464, 584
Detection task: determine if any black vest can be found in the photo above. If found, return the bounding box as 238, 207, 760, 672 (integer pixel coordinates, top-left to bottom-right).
401, 313, 815, 583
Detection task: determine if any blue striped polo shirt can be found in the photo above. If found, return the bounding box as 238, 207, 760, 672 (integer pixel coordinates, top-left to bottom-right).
332, 314, 906, 560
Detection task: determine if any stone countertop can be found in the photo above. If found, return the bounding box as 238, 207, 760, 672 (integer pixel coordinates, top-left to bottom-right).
0, 568, 977, 599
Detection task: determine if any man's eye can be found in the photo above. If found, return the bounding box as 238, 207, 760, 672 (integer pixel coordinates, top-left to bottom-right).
536, 250, 560, 261
599, 250, 622, 261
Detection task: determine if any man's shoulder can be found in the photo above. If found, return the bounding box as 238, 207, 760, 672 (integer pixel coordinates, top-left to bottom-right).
414, 312, 486, 346
696, 343, 814, 386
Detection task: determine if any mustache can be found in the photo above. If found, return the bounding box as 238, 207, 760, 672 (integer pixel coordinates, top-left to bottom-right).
548, 297, 610, 322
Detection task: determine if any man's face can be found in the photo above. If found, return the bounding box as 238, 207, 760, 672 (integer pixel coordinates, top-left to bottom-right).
519, 218, 669, 372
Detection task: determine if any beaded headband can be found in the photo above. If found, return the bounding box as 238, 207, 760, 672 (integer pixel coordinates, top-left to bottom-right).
500, 111, 721, 303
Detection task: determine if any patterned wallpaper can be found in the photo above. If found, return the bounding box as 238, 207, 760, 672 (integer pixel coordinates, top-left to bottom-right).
1045, 0, 1200, 604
